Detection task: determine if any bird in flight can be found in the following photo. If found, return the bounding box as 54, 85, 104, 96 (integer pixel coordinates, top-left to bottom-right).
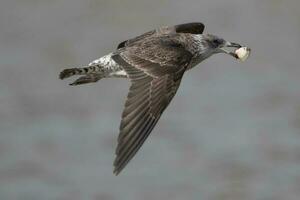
59, 22, 249, 175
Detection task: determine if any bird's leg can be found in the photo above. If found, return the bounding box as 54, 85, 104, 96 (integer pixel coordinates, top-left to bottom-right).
69, 74, 103, 86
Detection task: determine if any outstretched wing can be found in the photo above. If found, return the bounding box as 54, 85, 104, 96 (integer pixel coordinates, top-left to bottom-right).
117, 30, 156, 49
112, 39, 192, 174
174, 22, 205, 34
117, 22, 205, 49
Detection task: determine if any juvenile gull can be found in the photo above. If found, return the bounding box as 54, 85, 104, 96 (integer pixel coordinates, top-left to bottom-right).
59, 22, 249, 175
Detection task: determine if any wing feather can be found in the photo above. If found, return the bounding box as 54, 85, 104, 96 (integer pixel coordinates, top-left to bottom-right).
117, 22, 205, 49
111, 37, 192, 175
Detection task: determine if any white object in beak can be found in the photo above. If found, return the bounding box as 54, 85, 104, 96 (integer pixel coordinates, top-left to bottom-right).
235, 47, 250, 61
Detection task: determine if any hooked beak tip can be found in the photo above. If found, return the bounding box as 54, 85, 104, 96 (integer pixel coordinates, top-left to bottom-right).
220, 42, 242, 59
226, 42, 242, 48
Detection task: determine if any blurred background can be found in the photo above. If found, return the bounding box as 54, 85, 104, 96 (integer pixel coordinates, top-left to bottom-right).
1, 0, 300, 199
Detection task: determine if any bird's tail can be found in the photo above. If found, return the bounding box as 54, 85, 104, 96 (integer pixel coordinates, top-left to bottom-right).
59, 53, 127, 85
59, 65, 105, 86
59, 67, 87, 79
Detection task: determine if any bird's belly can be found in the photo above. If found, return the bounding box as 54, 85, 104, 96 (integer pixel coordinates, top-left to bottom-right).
89, 53, 128, 78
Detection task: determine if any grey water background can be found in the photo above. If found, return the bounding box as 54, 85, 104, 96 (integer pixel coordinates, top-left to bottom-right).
1, 0, 300, 199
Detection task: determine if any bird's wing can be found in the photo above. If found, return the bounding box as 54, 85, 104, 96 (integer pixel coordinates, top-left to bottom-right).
174, 22, 205, 34
112, 40, 192, 174
117, 22, 205, 49
117, 30, 156, 49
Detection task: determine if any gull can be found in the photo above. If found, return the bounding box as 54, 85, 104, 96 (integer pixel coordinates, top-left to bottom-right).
59, 22, 248, 175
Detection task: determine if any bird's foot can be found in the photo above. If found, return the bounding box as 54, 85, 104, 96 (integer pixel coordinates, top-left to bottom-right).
69, 75, 101, 86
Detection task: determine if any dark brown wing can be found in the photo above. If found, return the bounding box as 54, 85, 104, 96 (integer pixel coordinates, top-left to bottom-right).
117, 22, 205, 49
117, 30, 156, 49
174, 22, 205, 34
112, 40, 192, 175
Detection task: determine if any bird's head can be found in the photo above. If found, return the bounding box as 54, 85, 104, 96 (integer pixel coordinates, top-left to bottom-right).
201, 34, 242, 58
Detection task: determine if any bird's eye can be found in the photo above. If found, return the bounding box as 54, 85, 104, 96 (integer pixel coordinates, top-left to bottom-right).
212, 39, 222, 47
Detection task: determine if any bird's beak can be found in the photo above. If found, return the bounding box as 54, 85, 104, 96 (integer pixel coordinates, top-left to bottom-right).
225, 42, 242, 48
220, 41, 242, 58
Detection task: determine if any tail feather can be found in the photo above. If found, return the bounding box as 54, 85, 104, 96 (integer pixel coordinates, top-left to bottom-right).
59, 53, 126, 85
59, 67, 89, 80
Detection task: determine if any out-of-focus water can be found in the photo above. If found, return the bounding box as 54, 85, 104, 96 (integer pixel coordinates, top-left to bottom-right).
1, 0, 300, 199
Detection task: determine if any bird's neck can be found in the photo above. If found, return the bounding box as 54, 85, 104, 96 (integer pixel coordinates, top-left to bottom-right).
185, 35, 214, 70
184, 34, 208, 56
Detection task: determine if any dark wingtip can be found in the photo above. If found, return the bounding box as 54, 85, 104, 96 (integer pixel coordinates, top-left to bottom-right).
117, 41, 127, 49
113, 169, 120, 176
113, 164, 123, 176
175, 22, 205, 34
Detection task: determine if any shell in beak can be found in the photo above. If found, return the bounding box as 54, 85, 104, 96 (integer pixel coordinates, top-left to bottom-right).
220, 42, 250, 61
235, 47, 251, 61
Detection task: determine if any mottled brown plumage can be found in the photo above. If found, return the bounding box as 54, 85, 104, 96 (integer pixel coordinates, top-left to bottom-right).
112, 36, 193, 174
59, 22, 245, 175
117, 22, 204, 49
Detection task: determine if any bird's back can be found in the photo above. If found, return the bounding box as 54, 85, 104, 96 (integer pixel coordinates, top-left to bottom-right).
116, 22, 205, 49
